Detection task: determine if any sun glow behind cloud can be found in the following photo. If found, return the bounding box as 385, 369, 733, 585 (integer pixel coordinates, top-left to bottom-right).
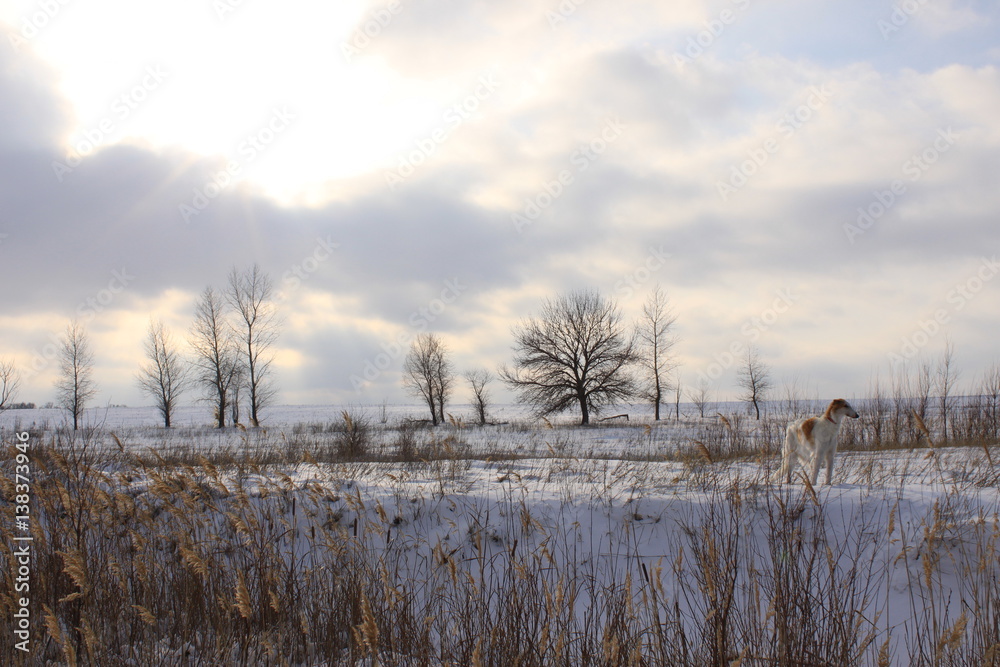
9, 0, 480, 204
1, 0, 999, 409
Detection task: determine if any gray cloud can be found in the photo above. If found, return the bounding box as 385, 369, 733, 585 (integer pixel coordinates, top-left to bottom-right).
3, 8, 1000, 408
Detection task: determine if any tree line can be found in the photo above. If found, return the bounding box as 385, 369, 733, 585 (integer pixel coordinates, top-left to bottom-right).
1, 276, 792, 428
405, 287, 685, 426
0, 264, 280, 430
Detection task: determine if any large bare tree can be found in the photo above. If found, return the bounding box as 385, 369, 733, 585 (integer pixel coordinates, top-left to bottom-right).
636, 285, 678, 421
227, 264, 279, 427
403, 333, 453, 426
0, 358, 20, 411
136, 319, 189, 428
190, 286, 240, 428
737, 344, 771, 420
500, 290, 638, 425
55, 320, 98, 430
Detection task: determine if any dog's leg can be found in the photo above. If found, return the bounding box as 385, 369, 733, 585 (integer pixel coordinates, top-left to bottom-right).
824, 448, 835, 486
809, 449, 822, 486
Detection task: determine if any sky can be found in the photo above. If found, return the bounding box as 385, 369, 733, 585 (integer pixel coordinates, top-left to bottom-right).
1, 0, 999, 412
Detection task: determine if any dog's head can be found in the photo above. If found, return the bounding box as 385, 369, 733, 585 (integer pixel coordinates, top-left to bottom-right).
830, 398, 859, 419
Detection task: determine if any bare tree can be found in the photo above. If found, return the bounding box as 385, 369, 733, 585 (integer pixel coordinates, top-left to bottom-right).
499, 290, 638, 425
433, 345, 454, 424
55, 320, 98, 430
136, 319, 189, 428
227, 264, 279, 427
636, 285, 678, 421
229, 363, 245, 427
980, 362, 1000, 442
0, 358, 20, 411
465, 369, 493, 426
403, 333, 452, 426
689, 378, 712, 418
190, 286, 240, 428
935, 339, 960, 442
736, 344, 771, 420
672, 374, 682, 421
914, 361, 932, 419
781, 374, 806, 417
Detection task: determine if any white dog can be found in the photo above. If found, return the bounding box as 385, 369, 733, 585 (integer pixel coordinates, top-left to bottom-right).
772, 398, 859, 485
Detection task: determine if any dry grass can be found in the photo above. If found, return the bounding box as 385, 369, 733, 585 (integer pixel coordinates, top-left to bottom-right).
1, 410, 998, 666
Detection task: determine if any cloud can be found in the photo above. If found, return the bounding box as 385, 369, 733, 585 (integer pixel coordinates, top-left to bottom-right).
2, 7, 999, 409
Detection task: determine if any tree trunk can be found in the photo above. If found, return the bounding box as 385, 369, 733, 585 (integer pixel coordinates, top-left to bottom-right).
216, 394, 227, 428
427, 395, 438, 426
579, 393, 590, 425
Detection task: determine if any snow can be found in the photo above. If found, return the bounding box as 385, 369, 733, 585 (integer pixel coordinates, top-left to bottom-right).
5, 404, 998, 664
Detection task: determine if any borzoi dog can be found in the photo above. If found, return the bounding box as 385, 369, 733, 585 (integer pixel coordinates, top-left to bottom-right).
772, 398, 859, 485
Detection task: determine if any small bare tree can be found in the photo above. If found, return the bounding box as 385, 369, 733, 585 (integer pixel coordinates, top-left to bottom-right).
672, 374, 682, 421
229, 363, 245, 427
0, 358, 20, 411
465, 369, 493, 426
737, 344, 771, 420
55, 320, 98, 430
403, 333, 453, 426
228, 264, 279, 427
689, 378, 712, 418
500, 290, 638, 425
935, 339, 960, 442
136, 319, 190, 428
190, 286, 240, 428
980, 362, 1000, 442
636, 285, 678, 421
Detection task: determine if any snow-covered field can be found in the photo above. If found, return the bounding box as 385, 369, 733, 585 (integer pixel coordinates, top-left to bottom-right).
2, 405, 998, 665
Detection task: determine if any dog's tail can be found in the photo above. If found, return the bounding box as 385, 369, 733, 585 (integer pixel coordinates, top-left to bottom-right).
770, 424, 796, 483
